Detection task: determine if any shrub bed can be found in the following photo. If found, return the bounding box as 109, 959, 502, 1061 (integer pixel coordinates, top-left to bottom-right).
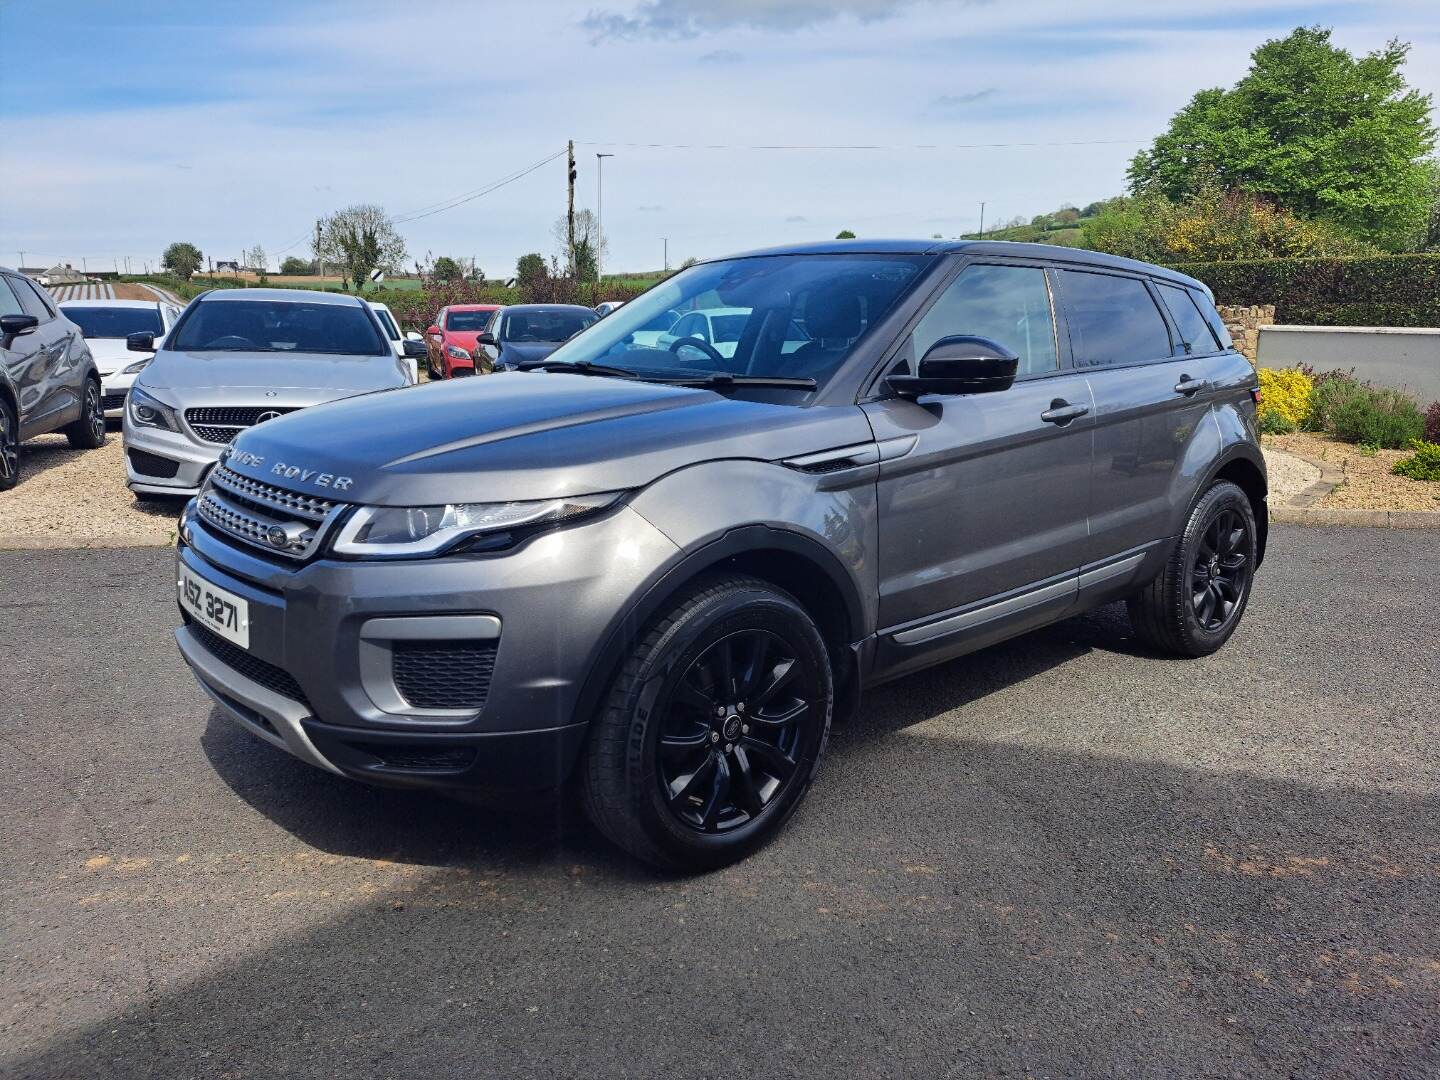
1171, 254, 1440, 327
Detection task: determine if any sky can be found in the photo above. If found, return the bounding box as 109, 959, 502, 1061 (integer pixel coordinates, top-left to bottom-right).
1, 0, 1437, 280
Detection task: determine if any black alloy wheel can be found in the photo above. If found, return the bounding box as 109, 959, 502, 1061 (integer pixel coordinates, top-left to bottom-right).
1190, 507, 1251, 632
1127, 479, 1258, 657
65, 379, 107, 449
657, 628, 814, 834
0, 399, 18, 490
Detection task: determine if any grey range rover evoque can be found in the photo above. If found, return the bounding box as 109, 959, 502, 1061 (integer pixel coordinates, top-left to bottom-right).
174, 240, 1266, 870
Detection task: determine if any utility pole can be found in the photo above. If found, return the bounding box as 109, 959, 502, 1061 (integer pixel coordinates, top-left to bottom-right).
596, 152, 614, 281
978, 201, 986, 238
315, 219, 324, 279
566, 140, 576, 277
82, 257, 87, 274
17, 252, 24, 269
662, 237, 668, 272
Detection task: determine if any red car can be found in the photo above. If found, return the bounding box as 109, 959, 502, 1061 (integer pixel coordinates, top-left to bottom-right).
425, 304, 501, 378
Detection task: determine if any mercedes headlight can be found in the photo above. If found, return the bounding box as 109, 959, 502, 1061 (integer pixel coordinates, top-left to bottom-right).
331, 493, 623, 557
127, 386, 179, 431
445, 344, 472, 360
122, 357, 152, 374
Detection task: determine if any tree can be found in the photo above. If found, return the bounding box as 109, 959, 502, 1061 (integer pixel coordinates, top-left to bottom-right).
551, 210, 608, 276
516, 253, 547, 288
243, 245, 268, 273
835, 229, 857, 239
431, 256, 462, 283
316, 204, 408, 293
1419, 159, 1440, 251
161, 242, 203, 281
279, 256, 315, 275
1128, 26, 1436, 249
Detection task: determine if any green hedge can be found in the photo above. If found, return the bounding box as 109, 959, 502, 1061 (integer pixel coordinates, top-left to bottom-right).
1170, 254, 1440, 328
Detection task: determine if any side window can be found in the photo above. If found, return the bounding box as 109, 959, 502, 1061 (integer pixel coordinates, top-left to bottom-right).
14, 277, 57, 322
910, 264, 1058, 377
0, 277, 26, 318
1056, 270, 1171, 368
1157, 282, 1220, 355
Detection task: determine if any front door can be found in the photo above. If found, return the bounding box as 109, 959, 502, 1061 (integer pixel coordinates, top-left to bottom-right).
864, 260, 1093, 669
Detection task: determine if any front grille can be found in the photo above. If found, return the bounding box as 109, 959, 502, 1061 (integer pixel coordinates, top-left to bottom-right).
392, 640, 497, 710
127, 448, 180, 479
189, 621, 310, 708
184, 406, 300, 444
102, 392, 127, 411
194, 464, 346, 561
351, 744, 478, 772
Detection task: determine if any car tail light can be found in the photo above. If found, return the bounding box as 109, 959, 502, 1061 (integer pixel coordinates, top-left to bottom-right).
1250, 388, 1262, 404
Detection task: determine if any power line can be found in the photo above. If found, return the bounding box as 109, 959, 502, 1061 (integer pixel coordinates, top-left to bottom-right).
576, 138, 1147, 152
391, 149, 568, 224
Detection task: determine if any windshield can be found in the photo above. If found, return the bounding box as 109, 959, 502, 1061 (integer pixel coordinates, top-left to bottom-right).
543, 254, 928, 389
170, 299, 388, 355
63, 306, 162, 338
499, 308, 598, 343
445, 310, 492, 332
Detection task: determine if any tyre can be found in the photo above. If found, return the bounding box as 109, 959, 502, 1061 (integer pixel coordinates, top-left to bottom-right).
1127, 480, 1257, 657
0, 396, 19, 491
581, 575, 833, 871
64, 378, 106, 450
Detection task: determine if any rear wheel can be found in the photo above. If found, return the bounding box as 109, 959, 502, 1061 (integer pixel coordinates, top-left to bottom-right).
64, 378, 106, 449
1127, 480, 1256, 657
581, 575, 833, 871
0, 397, 19, 491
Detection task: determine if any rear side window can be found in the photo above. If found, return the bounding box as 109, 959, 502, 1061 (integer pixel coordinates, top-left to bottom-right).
1157, 283, 1220, 355
1056, 270, 1171, 368
911, 264, 1059, 376
14, 277, 57, 322
0, 277, 25, 318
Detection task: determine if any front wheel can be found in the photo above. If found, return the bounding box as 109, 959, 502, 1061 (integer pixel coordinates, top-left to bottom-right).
581, 575, 833, 871
0, 397, 19, 490
64, 378, 106, 449
1127, 480, 1257, 657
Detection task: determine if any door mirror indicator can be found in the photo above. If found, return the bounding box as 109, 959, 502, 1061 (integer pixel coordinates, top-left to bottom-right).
126, 331, 156, 352
886, 336, 1019, 398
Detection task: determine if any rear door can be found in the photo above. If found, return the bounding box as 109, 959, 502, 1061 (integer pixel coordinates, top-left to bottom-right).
6, 275, 76, 435
1053, 268, 1214, 562
863, 258, 1094, 666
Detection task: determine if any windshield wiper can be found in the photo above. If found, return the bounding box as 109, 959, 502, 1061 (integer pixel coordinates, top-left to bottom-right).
515, 360, 639, 378
662, 374, 818, 391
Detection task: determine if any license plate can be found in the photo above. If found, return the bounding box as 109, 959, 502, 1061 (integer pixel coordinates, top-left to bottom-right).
178, 564, 250, 649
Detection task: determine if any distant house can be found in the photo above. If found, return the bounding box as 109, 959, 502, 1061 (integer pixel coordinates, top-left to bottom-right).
36, 265, 86, 286
214, 261, 242, 273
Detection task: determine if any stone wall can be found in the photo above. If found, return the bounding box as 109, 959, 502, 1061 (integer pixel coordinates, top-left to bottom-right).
1217, 304, 1275, 364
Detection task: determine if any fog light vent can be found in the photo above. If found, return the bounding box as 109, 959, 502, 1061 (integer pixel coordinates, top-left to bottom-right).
391, 640, 497, 710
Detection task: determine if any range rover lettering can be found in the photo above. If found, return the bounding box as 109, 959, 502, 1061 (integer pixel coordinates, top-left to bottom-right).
173, 240, 1267, 870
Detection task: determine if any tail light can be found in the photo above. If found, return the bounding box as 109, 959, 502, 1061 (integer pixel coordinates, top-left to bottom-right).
1249, 388, 1262, 405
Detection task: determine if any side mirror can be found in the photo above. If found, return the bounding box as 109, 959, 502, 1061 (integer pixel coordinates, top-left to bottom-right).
886, 335, 1019, 398
425, 325, 442, 337
1, 313, 39, 344
402, 339, 427, 358
404, 330, 424, 342
476, 331, 497, 347
126, 331, 156, 352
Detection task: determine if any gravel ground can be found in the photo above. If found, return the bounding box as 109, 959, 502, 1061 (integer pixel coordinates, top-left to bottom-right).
2, 528, 1437, 1079
1269, 431, 1440, 512
1259, 444, 1321, 503
0, 431, 179, 547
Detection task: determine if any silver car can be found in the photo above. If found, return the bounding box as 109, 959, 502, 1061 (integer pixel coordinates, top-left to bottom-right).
123, 289, 418, 498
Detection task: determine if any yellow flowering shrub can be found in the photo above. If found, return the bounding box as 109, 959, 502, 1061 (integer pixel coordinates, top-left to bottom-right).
1257, 367, 1314, 429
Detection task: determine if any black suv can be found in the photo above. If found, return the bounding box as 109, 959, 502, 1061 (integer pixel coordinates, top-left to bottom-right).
0, 267, 105, 488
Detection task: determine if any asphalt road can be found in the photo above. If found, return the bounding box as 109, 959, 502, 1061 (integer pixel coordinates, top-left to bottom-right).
2, 526, 1436, 1079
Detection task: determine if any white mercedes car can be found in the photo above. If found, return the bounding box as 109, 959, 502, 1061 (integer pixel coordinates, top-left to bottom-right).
59, 298, 184, 418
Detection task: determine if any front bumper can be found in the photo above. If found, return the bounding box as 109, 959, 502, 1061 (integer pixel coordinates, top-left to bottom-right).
123, 418, 222, 497
174, 503, 680, 790
98, 371, 138, 417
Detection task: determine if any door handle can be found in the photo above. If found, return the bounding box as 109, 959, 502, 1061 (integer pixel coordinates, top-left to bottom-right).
1040, 399, 1089, 425
1174, 374, 1208, 396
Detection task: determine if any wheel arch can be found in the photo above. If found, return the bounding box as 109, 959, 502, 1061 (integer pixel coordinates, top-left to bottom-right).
572, 525, 868, 736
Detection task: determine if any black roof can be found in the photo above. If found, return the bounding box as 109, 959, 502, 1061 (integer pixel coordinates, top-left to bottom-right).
717, 239, 1207, 292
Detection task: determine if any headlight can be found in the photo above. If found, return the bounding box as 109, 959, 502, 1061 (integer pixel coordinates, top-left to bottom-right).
122, 357, 152, 374
445, 344, 472, 360
331, 493, 623, 557
127, 387, 180, 432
